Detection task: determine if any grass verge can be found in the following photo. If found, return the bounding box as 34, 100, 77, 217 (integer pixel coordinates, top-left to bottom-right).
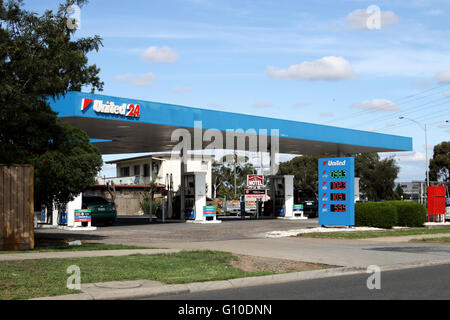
297, 227, 450, 239
0, 243, 154, 254
410, 237, 450, 244
0, 250, 327, 300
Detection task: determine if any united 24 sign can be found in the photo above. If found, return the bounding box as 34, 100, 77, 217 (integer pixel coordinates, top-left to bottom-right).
81, 98, 140, 118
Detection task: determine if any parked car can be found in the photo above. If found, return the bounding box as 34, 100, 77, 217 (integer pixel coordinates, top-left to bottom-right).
81, 195, 117, 225
294, 189, 318, 218
225, 200, 241, 215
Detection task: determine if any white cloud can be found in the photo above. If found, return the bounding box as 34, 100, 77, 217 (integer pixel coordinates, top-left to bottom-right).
267, 56, 357, 81
113, 73, 132, 81
113, 72, 158, 86
346, 8, 399, 30
172, 86, 194, 94
353, 50, 450, 77
444, 91, 450, 98
206, 103, 228, 110
434, 71, 450, 83
131, 73, 158, 86
385, 121, 397, 127
424, 9, 445, 16
293, 101, 309, 107
320, 112, 335, 117
253, 101, 272, 108
352, 99, 400, 112
412, 80, 429, 88
141, 46, 179, 63
388, 151, 426, 163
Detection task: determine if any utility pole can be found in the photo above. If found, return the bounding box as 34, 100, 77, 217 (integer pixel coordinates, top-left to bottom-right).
234, 151, 237, 197
260, 151, 264, 176
399, 117, 429, 187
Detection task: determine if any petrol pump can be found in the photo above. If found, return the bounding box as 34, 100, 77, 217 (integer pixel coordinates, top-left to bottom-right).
268, 175, 301, 219
59, 194, 96, 230
183, 172, 221, 224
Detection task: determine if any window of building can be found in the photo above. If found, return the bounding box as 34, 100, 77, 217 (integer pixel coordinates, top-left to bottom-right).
152, 162, 159, 174
134, 165, 140, 176
143, 164, 150, 177
120, 166, 130, 177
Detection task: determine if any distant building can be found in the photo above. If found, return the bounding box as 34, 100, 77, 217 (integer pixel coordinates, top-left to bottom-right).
88, 153, 213, 216
397, 181, 427, 202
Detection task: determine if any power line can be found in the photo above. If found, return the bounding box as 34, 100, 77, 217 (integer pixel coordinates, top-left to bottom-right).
323, 83, 450, 126
370, 100, 450, 131
376, 111, 450, 133
350, 96, 450, 130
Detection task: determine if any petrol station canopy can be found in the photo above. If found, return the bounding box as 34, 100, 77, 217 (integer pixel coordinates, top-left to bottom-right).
49, 91, 412, 155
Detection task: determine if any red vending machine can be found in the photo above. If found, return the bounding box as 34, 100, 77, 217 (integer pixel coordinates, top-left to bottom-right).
427, 186, 446, 222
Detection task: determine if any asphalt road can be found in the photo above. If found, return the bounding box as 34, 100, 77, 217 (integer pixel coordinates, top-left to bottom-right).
149, 263, 450, 300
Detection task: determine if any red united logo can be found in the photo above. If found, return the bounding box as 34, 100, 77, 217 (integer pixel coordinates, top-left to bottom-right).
81, 99, 93, 111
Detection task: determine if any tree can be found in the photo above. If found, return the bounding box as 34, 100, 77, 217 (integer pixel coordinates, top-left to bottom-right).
355, 153, 399, 201
212, 160, 232, 198
429, 141, 450, 182
0, 0, 104, 206
394, 183, 405, 200
32, 123, 103, 207
278, 155, 320, 192
211, 155, 256, 200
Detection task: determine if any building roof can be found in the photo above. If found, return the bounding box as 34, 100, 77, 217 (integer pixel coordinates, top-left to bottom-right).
49, 91, 413, 155
105, 153, 214, 165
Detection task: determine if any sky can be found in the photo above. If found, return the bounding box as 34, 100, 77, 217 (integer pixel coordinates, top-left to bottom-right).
25, 0, 450, 181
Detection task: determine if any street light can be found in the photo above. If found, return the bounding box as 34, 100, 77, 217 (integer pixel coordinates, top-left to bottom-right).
399, 117, 429, 187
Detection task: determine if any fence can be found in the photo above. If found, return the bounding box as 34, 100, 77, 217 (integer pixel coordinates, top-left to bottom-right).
0, 165, 34, 250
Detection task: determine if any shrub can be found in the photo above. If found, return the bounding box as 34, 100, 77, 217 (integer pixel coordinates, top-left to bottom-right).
386, 201, 427, 227
139, 194, 162, 215
355, 202, 398, 229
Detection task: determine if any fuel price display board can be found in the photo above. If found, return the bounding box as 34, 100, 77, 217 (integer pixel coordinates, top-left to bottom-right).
318, 157, 355, 226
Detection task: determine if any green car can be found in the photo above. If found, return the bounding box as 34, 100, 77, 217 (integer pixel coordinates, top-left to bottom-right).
82, 195, 117, 225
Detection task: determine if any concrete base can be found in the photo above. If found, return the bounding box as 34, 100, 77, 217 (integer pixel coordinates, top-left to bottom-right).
425, 222, 448, 226
58, 226, 97, 231
186, 220, 222, 224
277, 216, 308, 220
35, 224, 59, 229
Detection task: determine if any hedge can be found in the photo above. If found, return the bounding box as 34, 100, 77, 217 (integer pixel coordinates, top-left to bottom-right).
355, 201, 427, 229
355, 202, 398, 229
385, 201, 427, 227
